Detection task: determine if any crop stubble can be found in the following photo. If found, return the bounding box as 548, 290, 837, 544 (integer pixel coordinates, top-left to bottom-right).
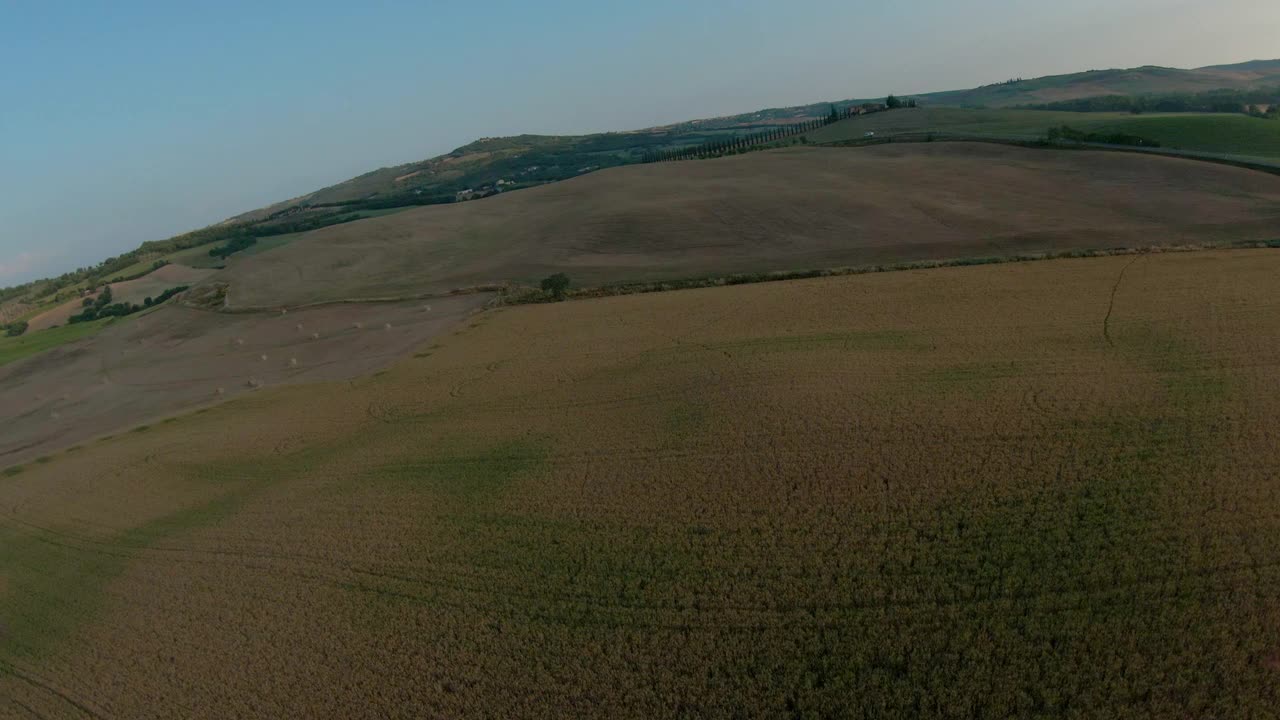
2, 250, 1279, 717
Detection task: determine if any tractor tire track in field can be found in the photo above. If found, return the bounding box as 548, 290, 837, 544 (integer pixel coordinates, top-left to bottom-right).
1103, 255, 1142, 347
0, 659, 106, 719
11, 697, 48, 720
7, 493, 1277, 630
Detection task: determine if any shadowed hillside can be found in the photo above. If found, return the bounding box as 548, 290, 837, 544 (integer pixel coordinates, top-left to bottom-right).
214, 143, 1280, 308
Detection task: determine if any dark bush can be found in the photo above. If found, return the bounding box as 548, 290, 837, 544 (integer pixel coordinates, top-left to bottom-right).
540, 273, 571, 300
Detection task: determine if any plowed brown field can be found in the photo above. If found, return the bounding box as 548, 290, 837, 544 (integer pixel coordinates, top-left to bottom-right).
3, 250, 1280, 718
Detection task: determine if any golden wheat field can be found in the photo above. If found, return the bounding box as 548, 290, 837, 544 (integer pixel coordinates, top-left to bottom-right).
3, 249, 1280, 718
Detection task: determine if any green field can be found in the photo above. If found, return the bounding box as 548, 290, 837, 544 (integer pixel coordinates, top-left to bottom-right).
351, 206, 416, 220
0, 317, 116, 367
162, 241, 228, 269
233, 231, 306, 259
102, 254, 166, 281
1081, 114, 1280, 159
809, 108, 1280, 161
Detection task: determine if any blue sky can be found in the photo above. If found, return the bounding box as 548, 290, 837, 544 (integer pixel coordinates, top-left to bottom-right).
2, 0, 1277, 285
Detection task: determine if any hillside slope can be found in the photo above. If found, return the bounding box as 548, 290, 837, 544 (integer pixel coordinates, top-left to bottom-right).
918, 60, 1280, 107
226, 59, 1280, 223
808, 108, 1280, 161
214, 143, 1280, 308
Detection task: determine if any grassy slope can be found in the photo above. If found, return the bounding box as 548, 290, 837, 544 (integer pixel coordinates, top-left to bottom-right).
162, 242, 226, 269
1083, 114, 1280, 159
215, 143, 1280, 308
808, 108, 1280, 160
227, 60, 1280, 223
0, 318, 116, 367
5, 251, 1280, 716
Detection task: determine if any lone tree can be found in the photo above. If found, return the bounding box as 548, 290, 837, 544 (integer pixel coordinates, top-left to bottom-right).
886, 94, 902, 109
541, 273, 571, 300
828, 104, 839, 123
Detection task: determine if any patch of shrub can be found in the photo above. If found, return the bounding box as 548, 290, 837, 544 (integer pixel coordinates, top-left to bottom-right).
541, 273, 571, 300
68, 285, 187, 323
209, 236, 258, 259
4, 320, 27, 337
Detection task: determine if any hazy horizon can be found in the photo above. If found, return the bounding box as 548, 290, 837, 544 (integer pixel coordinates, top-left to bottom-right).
3, 0, 1278, 286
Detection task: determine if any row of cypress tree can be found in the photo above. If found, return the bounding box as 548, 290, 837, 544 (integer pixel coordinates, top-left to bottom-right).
642, 102, 886, 163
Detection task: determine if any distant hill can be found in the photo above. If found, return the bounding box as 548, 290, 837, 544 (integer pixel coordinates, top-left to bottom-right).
232, 59, 1280, 222
912, 60, 1280, 108
5, 58, 1278, 304
213, 143, 1280, 309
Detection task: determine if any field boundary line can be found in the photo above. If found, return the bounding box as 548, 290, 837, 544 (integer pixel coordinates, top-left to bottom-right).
191, 285, 505, 314
502, 243, 1280, 306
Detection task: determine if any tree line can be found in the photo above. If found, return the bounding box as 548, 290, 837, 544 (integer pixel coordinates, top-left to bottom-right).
643, 99, 905, 163
1046, 125, 1160, 147
68, 284, 189, 324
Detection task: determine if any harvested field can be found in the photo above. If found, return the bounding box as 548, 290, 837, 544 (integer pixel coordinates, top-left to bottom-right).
214, 143, 1280, 308
0, 293, 490, 467
3, 249, 1280, 717
25, 265, 217, 332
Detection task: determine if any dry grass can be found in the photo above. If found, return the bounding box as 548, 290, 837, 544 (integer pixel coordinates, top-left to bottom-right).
213, 143, 1280, 309
0, 294, 491, 467
3, 250, 1280, 717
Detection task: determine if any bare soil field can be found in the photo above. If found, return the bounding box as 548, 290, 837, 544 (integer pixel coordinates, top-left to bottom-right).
3, 250, 1280, 717
26, 265, 217, 332
0, 293, 490, 467
213, 143, 1280, 308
